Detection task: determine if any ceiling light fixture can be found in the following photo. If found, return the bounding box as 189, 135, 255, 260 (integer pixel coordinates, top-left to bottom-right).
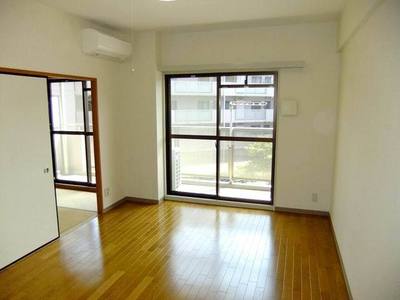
160, 0, 176, 2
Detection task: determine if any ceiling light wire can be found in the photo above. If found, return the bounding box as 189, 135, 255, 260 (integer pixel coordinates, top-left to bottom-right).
130, 0, 135, 72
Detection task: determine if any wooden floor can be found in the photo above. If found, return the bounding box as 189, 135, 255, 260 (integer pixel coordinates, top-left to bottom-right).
0, 201, 348, 299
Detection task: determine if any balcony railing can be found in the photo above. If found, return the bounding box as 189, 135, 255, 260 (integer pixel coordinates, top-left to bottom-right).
172, 109, 274, 124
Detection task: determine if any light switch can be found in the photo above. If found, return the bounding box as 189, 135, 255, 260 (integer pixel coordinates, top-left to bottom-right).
281, 100, 298, 116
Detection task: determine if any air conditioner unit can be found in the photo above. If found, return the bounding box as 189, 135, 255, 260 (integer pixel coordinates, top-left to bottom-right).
81, 28, 132, 61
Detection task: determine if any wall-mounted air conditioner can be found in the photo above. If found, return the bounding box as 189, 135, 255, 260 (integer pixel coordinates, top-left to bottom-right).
81, 28, 132, 61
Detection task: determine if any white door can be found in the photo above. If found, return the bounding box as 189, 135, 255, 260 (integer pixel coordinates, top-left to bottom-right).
0, 74, 59, 269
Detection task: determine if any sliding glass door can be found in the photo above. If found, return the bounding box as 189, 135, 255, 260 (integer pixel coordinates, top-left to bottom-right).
166, 72, 277, 204
48, 80, 95, 186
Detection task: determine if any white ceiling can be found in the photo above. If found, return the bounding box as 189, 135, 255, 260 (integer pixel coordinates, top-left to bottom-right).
39, 0, 345, 31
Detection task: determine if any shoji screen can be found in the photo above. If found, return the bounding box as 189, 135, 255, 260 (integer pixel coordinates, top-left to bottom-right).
0, 74, 59, 269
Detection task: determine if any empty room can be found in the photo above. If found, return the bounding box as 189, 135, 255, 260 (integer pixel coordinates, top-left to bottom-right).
0, 0, 399, 299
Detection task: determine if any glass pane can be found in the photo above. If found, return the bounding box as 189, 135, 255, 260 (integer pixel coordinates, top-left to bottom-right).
170, 77, 217, 135
51, 82, 84, 131
89, 136, 96, 184
221, 75, 246, 85
54, 134, 87, 182
85, 80, 91, 89
171, 139, 216, 195
85, 90, 93, 132
219, 87, 275, 138
219, 141, 272, 202
247, 75, 274, 85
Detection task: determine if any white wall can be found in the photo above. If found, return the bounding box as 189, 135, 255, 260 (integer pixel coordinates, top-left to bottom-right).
0, 0, 126, 208
117, 32, 164, 201
338, 0, 384, 49
331, 0, 400, 299
0, 1, 341, 212
158, 22, 340, 211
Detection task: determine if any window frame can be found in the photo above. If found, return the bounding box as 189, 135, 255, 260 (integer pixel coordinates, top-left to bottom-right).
165, 71, 278, 205
48, 79, 96, 187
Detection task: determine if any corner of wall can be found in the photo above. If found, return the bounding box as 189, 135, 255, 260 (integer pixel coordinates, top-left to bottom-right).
117, 30, 165, 202
338, 0, 386, 51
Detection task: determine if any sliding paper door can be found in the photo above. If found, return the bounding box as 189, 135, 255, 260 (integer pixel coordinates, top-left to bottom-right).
0, 74, 59, 269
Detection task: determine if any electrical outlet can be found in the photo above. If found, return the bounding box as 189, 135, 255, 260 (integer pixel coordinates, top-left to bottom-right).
104, 188, 110, 197
312, 193, 318, 202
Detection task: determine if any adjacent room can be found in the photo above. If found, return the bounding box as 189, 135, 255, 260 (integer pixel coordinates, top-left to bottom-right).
50, 79, 99, 232
0, 0, 399, 299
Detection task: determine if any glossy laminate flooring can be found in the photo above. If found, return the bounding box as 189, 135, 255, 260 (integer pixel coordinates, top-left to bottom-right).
0, 201, 348, 299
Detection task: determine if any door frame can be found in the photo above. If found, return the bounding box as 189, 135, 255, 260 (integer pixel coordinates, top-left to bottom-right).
165, 71, 278, 205
0, 66, 104, 213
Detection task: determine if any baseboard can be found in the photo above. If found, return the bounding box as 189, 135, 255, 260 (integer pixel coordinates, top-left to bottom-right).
165, 195, 274, 211
103, 197, 128, 213
274, 206, 329, 216
329, 214, 353, 300
103, 197, 159, 213
125, 196, 160, 205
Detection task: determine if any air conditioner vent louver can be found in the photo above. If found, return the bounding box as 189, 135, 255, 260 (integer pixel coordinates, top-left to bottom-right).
81, 29, 132, 61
